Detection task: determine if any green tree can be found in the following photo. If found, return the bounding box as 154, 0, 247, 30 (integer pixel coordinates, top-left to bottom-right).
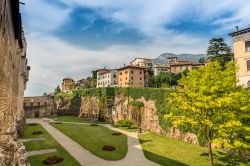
207, 38, 233, 66
199, 57, 206, 63
151, 72, 182, 88
165, 61, 250, 166
54, 85, 61, 95
42, 92, 47, 96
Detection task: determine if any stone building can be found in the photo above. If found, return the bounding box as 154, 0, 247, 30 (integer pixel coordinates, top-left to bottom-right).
97, 69, 118, 88
130, 58, 154, 69
229, 27, 250, 87
62, 78, 74, 92
118, 65, 152, 87
168, 57, 205, 74
0, 0, 30, 165
76, 78, 91, 89
24, 95, 55, 118
153, 64, 170, 76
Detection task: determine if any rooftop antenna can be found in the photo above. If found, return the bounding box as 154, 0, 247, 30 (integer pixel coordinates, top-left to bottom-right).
236, 26, 239, 31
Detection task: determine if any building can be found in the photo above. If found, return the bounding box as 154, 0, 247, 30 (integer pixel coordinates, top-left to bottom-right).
0, 0, 30, 165
76, 78, 92, 89
24, 95, 55, 118
229, 27, 250, 88
153, 64, 170, 76
97, 69, 118, 88
131, 58, 154, 69
62, 78, 74, 92
118, 65, 152, 87
169, 57, 205, 74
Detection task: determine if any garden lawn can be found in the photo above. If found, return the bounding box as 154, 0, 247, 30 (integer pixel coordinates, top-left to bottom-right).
49, 115, 105, 124
138, 132, 226, 166
51, 122, 128, 160
23, 124, 80, 166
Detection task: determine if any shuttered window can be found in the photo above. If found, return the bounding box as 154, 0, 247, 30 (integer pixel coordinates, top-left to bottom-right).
247, 60, 250, 71
245, 41, 250, 52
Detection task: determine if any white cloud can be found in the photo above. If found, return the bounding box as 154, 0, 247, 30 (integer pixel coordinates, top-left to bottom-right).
22, 0, 250, 95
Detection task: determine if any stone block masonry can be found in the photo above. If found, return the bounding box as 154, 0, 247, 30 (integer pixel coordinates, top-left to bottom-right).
0, 0, 29, 165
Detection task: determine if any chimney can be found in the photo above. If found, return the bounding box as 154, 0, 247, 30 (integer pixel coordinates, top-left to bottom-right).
236, 26, 239, 31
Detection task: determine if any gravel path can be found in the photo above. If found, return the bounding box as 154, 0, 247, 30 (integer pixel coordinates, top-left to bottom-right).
26, 118, 158, 166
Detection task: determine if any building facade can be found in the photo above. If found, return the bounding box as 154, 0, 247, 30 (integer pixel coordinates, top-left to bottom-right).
153, 64, 170, 76
168, 57, 205, 74
97, 69, 118, 88
131, 58, 154, 69
24, 95, 55, 118
118, 65, 152, 87
62, 78, 74, 92
229, 27, 250, 87
0, 0, 30, 165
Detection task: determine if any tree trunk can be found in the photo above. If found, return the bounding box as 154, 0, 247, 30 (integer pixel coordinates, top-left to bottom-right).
208, 141, 214, 166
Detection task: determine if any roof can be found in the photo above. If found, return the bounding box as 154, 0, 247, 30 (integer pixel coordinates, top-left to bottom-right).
63, 78, 74, 81
118, 65, 147, 71
229, 27, 250, 37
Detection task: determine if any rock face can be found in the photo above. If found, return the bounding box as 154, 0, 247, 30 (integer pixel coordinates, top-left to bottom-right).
0, 0, 29, 165
79, 94, 198, 144
79, 96, 111, 121
55, 97, 80, 116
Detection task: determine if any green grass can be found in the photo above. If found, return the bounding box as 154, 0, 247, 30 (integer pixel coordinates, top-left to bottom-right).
51, 122, 128, 160
23, 124, 80, 166
48, 115, 106, 124
138, 132, 226, 166
117, 126, 138, 132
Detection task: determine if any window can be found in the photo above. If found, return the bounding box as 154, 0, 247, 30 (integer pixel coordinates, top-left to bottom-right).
247, 60, 250, 71
120, 72, 122, 75
140, 77, 142, 80
139, 71, 142, 74
125, 71, 128, 74
120, 78, 122, 81
131, 76, 134, 80
245, 41, 250, 52
113, 74, 116, 78
247, 80, 250, 88
131, 70, 134, 74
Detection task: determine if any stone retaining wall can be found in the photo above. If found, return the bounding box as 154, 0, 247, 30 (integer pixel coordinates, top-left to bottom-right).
0, 0, 29, 165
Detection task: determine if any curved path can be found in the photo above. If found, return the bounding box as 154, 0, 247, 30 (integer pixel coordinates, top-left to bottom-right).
26, 118, 158, 166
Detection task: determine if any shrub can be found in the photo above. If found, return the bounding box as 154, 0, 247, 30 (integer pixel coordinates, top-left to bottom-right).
115, 120, 133, 128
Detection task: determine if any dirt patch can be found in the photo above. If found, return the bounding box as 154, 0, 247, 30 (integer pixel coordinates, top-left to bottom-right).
90, 123, 98, 126
43, 156, 64, 165
32, 131, 43, 135
102, 145, 116, 151
112, 132, 122, 136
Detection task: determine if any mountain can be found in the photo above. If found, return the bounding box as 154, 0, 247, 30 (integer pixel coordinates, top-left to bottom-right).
154, 53, 207, 64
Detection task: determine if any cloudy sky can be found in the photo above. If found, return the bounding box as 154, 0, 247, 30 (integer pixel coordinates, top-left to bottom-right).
21, 0, 250, 96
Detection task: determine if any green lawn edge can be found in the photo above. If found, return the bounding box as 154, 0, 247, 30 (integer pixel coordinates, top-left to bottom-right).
51, 122, 128, 161
23, 123, 80, 166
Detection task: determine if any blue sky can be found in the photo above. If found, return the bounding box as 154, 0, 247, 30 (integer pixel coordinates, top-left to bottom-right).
21, 0, 250, 96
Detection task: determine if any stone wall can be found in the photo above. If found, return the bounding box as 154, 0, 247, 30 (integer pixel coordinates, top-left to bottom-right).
55, 97, 80, 116
78, 94, 198, 144
0, 0, 29, 165
24, 96, 55, 118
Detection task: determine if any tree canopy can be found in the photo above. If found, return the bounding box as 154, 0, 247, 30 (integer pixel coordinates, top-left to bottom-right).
151, 72, 183, 88
166, 61, 250, 165
207, 38, 233, 66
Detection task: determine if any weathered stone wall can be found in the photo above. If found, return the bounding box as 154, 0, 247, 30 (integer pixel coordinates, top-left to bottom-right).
79, 94, 198, 144
55, 97, 80, 116
78, 96, 112, 121
24, 96, 55, 118
0, 0, 29, 165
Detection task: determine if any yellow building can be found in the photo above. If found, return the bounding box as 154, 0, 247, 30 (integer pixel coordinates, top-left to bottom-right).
229, 27, 250, 87
168, 57, 205, 74
62, 78, 74, 92
118, 65, 152, 87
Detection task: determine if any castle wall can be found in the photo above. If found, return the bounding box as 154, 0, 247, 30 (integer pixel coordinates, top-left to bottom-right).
0, 0, 29, 165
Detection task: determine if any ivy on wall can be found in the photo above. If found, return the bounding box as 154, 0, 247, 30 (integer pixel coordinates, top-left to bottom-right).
55, 87, 173, 130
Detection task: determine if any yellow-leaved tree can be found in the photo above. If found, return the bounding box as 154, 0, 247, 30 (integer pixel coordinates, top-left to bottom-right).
165, 61, 250, 166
